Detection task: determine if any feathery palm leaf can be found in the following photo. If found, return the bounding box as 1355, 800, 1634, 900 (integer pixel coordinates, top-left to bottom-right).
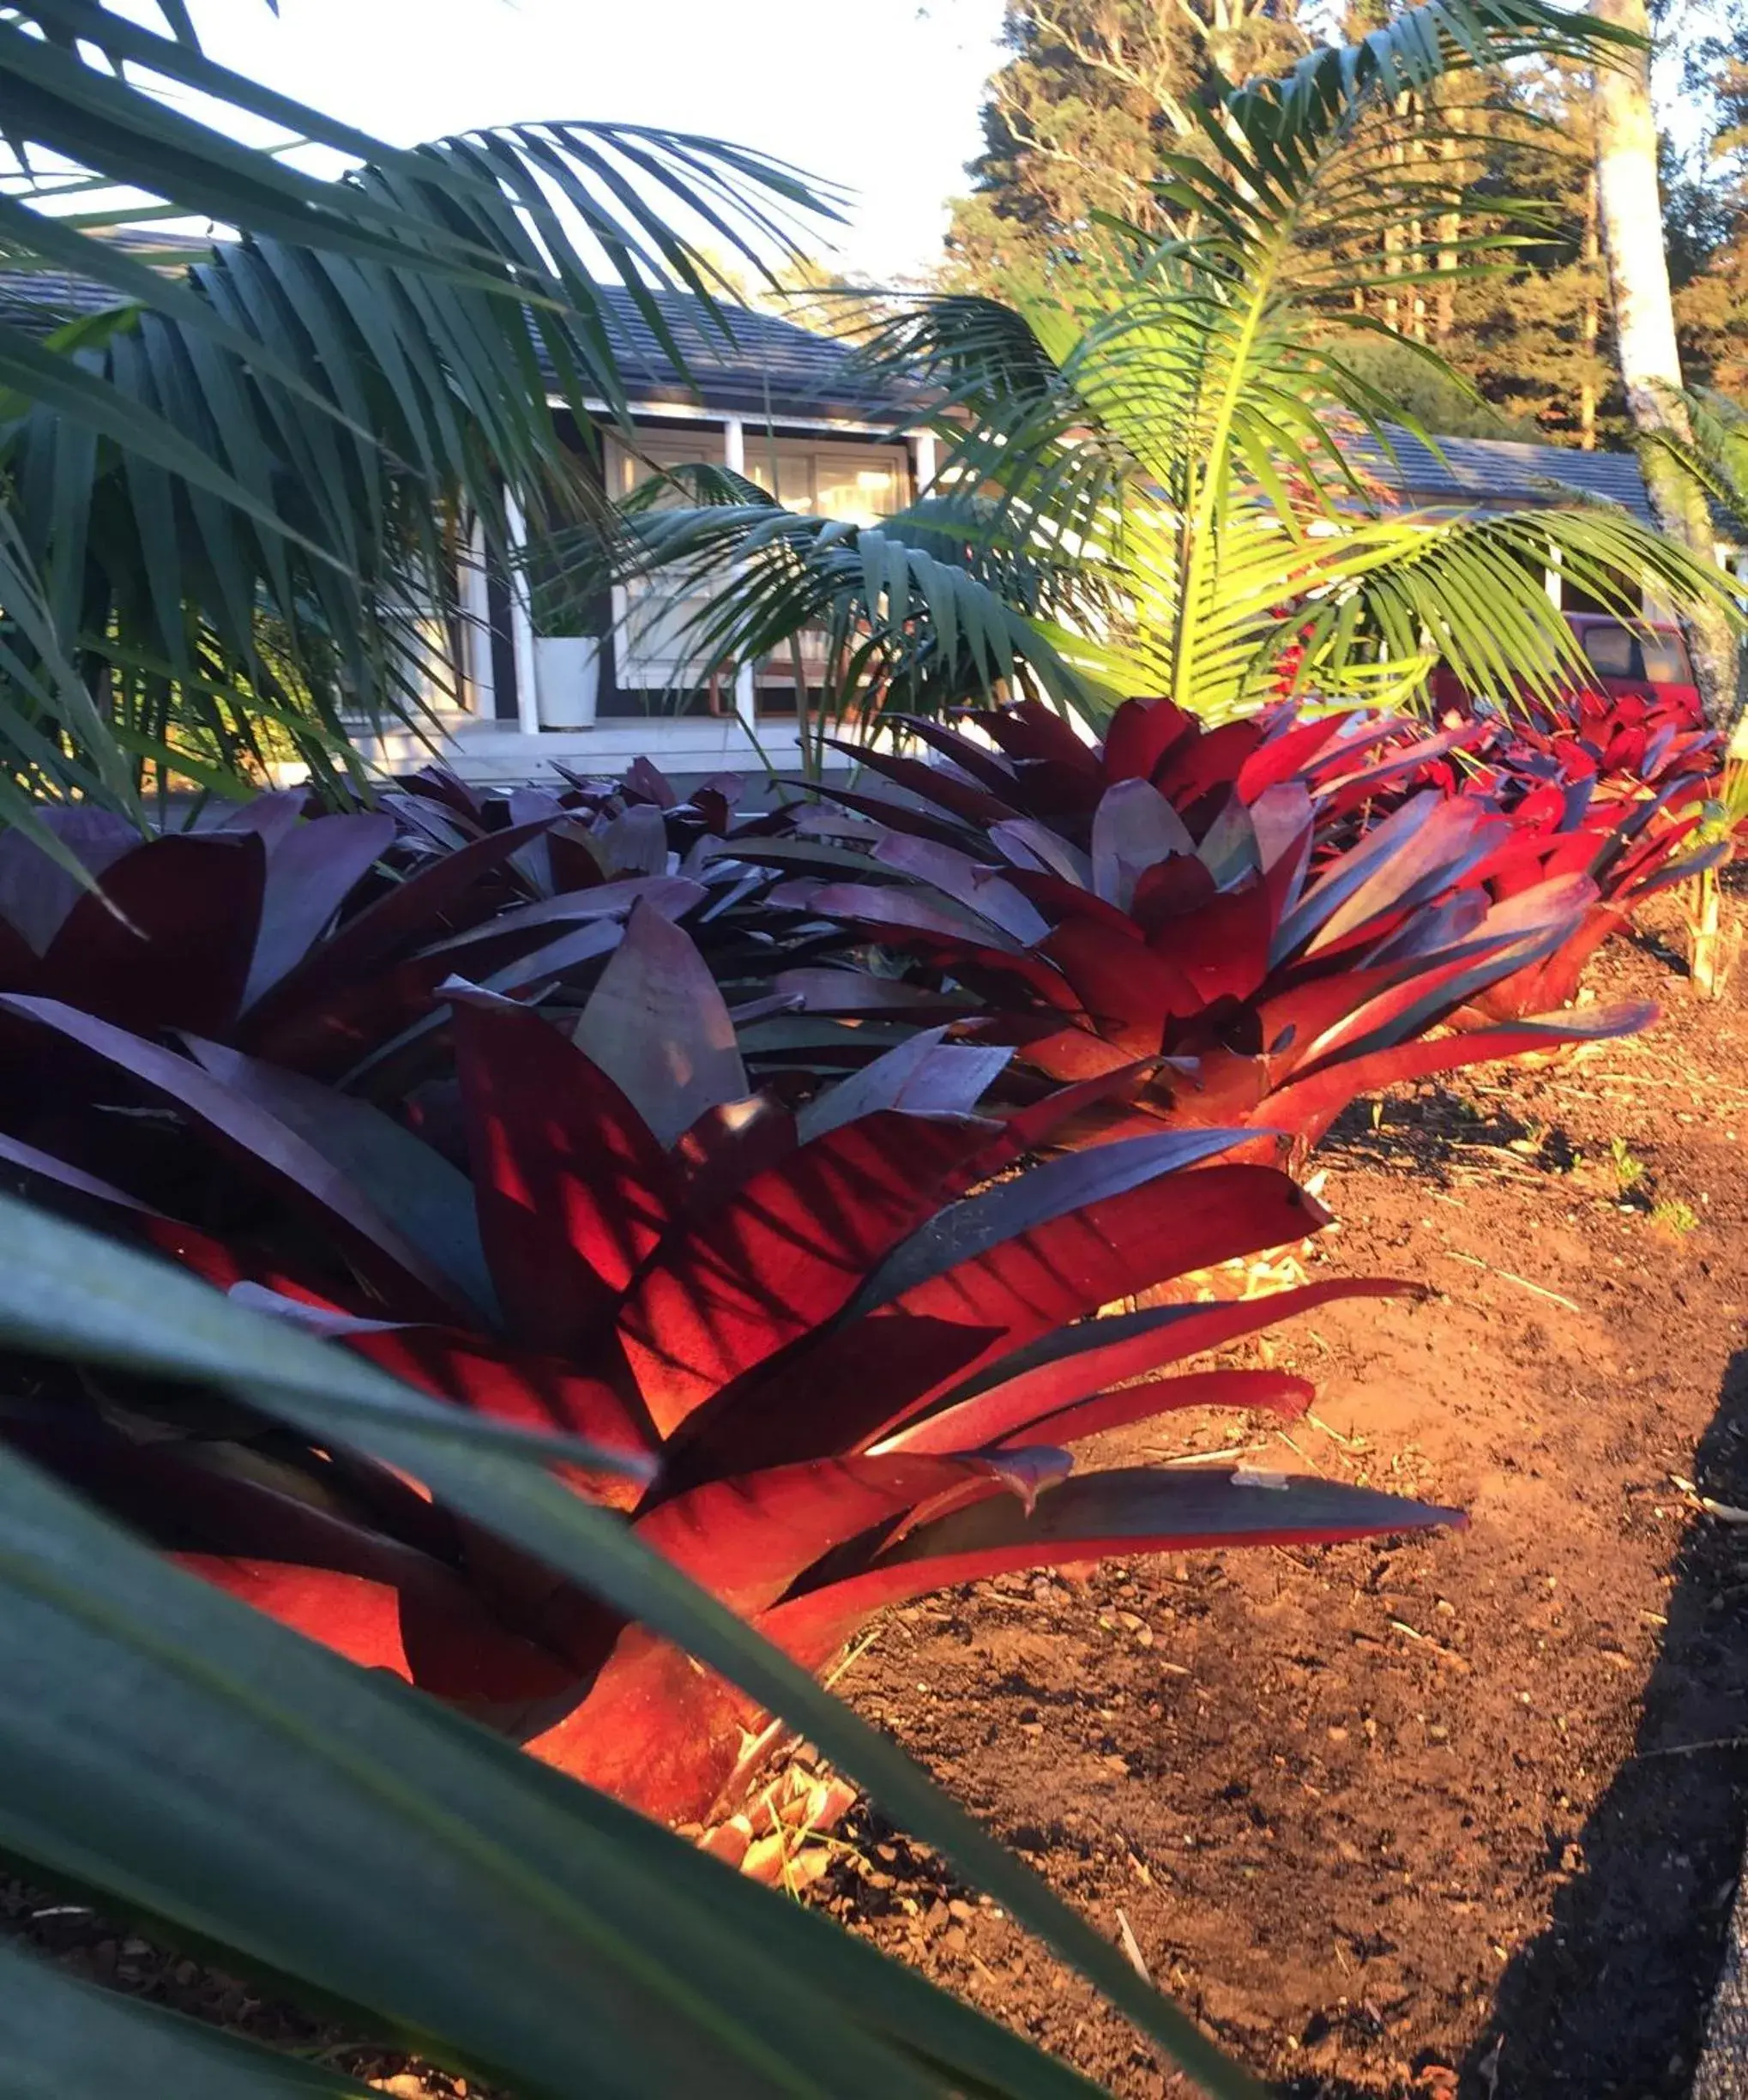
0, 2, 842, 805
600, 0, 1734, 731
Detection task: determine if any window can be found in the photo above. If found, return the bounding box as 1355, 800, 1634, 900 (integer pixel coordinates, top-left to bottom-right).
598, 429, 910, 715
1639, 629, 1693, 684
1577, 621, 1695, 685
1579, 623, 1635, 679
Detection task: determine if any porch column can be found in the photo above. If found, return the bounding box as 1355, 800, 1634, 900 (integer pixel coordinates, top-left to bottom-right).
1543, 550, 1562, 609
504, 489, 541, 737
912, 427, 937, 498
721, 416, 757, 731
461, 512, 495, 715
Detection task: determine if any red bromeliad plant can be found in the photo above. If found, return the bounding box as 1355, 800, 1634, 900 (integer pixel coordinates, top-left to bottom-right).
0, 904, 1451, 1826
754, 699, 1655, 1161
0, 778, 777, 1087
1301, 697, 1724, 1023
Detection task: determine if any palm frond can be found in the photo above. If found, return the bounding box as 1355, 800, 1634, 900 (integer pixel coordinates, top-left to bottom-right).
0, 3, 846, 806
646, 0, 1737, 726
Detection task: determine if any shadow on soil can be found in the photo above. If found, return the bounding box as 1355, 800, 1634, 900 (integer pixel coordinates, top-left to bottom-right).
1456, 1346, 1748, 2099
1274, 1348, 1748, 2100
1321, 1086, 1581, 1188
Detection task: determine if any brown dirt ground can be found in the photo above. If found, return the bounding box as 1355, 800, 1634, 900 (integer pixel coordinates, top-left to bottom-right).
811, 887, 1748, 2098
8, 892, 1748, 2100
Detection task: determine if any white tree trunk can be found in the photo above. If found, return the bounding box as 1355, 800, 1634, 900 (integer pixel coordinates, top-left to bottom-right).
1591, 0, 1738, 723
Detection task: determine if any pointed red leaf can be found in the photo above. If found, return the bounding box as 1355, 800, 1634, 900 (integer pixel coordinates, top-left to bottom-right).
1154, 719, 1264, 809
1102, 697, 1197, 787
962, 699, 1100, 780
1263, 999, 1658, 1152
447, 989, 681, 1354
825, 741, 1021, 826
632, 1450, 1058, 1617
345, 1324, 655, 1506
617, 1108, 996, 1435
892, 717, 1025, 800
680, 1149, 1318, 1475
761, 1469, 1462, 1669
992, 1367, 1312, 1449
1040, 915, 1196, 1052
1237, 712, 1363, 799
883, 1277, 1415, 1453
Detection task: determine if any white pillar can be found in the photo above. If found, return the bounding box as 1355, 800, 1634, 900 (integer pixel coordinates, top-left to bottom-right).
912, 427, 937, 499
721, 417, 757, 731
503, 489, 541, 737
461, 512, 495, 716
1544, 549, 1562, 609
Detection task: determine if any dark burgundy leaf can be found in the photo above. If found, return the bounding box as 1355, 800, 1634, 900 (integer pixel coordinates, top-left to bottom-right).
38, 831, 266, 1035
242, 812, 396, 1009
762, 1469, 1462, 1669
184, 1033, 497, 1322
572, 902, 747, 1150
447, 987, 680, 1354
0, 993, 464, 1319
617, 1107, 996, 1435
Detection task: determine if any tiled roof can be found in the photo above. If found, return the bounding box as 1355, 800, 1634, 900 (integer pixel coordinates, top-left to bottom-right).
581, 284, 906, 422
0, 246, 902, 424
1345, 423, 1657, 525
0, 250, 1676, 493
0, 230, 207, 335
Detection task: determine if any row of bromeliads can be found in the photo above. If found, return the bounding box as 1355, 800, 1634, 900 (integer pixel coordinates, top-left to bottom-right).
0, 686, 1720, 1844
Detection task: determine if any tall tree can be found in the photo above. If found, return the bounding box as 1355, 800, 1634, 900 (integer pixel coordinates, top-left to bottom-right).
943, 0, 1310, 284
1590, 0, 1738, 719
601, 0, 1733, 739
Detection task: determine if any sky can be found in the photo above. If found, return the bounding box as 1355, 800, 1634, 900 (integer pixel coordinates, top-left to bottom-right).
176, 0, 1013, 283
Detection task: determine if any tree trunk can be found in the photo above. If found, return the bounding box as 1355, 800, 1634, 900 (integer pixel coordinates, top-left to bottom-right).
1590, 0, 1738, 723
1579, 170, 1598, 451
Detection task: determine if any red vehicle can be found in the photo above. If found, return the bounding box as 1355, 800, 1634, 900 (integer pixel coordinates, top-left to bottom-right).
1432, 612, 1703, 728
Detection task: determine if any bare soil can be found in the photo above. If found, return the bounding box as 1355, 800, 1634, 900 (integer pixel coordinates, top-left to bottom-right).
9, 897, 1748, 2100
814, 893, 1748, 2097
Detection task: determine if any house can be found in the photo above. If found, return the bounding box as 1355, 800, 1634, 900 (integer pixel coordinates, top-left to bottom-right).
4, 249, 1739, 789
0, 249, 930, 790
368, 285, 936, 788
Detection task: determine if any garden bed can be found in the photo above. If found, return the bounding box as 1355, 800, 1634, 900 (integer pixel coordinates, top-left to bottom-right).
8, 898, 1746, 2100
814, 895, 1748, 2097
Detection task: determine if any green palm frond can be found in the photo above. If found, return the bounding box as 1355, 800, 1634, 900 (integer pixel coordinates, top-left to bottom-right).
637, 0, 1737, 731
0, 3, 845, 808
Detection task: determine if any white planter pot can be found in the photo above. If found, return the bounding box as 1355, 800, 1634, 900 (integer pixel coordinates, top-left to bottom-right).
533, 636, 600, 729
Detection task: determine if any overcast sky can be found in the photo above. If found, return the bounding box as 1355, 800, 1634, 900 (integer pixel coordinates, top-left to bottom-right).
177, 0, 1011, 282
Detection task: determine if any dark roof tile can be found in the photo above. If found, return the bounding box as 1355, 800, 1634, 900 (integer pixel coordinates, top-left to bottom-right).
1344, 423, 1656, 524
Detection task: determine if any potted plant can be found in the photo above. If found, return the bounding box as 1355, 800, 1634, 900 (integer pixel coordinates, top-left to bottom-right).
530, 560, 601, 730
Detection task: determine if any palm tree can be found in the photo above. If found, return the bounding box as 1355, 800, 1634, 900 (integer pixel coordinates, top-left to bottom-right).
0, 1, 837, 820
588, 0, 1736, 745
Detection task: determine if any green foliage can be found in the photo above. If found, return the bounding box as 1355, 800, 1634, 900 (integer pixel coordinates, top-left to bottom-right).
944, 0, 1312, 282
612, 0, 1733, 727
1330, 334, 1540, 441
0, 2, 839, 812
